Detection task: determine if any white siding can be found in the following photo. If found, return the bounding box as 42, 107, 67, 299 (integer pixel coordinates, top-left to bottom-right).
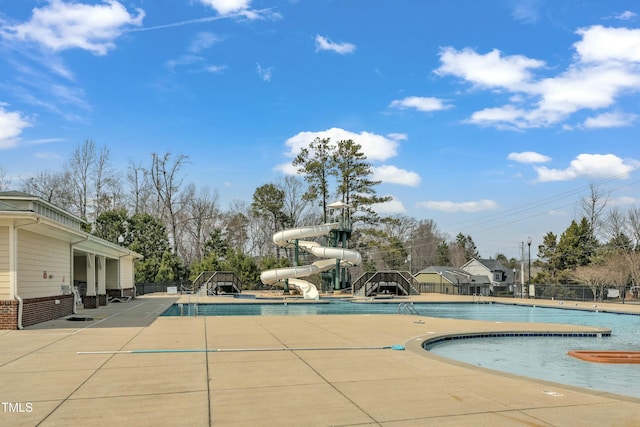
0, 226, 9, 299
120, 256, 135, 289
106, 258, 118, 290
18, 230, 71, 299
462, 260, 488, 276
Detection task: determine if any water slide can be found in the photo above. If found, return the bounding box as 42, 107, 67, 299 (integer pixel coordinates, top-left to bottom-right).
260, 223, 361, 299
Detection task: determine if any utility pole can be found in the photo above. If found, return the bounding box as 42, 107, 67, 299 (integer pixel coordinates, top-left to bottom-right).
520, 241, 525, 299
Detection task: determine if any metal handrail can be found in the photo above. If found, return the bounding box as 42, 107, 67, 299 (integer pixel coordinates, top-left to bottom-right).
398, 302, 419, 315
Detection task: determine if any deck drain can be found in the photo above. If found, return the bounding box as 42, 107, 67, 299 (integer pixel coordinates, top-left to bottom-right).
66, 316, 94, 322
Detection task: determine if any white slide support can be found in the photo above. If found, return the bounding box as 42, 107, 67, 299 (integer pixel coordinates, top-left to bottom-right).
260, 223, 361, 299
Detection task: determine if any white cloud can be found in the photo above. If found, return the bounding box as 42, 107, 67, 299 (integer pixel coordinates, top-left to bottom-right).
256, 63, 273, 81
436, 25, 640, 130
0, 107, 31, 149
507, 151, 551, 163
371, 197, 405, 214
0, 0, 144, 55
373, 165, 421, 187
612, 11, 638, 21
205, 65, 227, 74
35, 151, 63, 159
284, 128, 400, 162
389, 96, 451, 112
315, 35, 356, 55
417, 199, 499, 213
534, 153, 634, 182
583, 111, 637, 128
511, 0, 543, 24
575, 25, 640, 63
189, 32, 221, 53
468, 105, 530, 129
435, 47, 544, 90
199, 0, 251, 16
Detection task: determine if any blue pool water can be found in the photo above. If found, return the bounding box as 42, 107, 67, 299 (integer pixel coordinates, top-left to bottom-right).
162, 301, 640, 398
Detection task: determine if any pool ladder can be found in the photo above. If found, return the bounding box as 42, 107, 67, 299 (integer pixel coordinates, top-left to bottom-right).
179, 294, 199, 317
398, 302, 420, 316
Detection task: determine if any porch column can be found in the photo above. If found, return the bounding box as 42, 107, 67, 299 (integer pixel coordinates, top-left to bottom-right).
97, 255, 106, 306
84, 253, 97, 309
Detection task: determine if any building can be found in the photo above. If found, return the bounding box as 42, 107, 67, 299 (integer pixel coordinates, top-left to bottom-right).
0, 192, 142, 329
414, 266, 489, 295
460, 258, 518, 296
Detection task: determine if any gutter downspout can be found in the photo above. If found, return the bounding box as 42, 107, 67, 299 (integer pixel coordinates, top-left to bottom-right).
70, 236, 90, 314
12, 218, 40, 329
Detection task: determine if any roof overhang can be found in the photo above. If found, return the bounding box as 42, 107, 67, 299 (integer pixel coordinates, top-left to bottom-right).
0, 211, 143, 260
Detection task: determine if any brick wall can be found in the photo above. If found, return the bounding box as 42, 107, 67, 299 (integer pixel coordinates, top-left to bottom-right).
122, 287, 135, 298
84, 295, 97, 309
0, 296, 73, 329
0, 300, 18, 330
21, 295, 74, 328
98, 294, 107, 306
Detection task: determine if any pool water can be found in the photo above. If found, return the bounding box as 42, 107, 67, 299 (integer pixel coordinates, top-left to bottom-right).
162, 300, 640, 398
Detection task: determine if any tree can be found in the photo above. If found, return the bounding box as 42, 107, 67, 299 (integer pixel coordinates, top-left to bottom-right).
251, 183, 285, 258
410, 219, 446, 272
93, 209, 181, 282
180, 184, 219, 265
557, 217, 598, 271
579, 184, 609, 242
448, 233, 478, 267
0, 166, 10, 190
331, 139, 391, 224
21, 170, 72, 207
126, 160, 152, 214
277, 175, 309, 228
222, 204, 250, 253
293, 137, 334, 223
149, 152, 189, 256
92, 208, 129, 243
437, 240, 450, 265
128, 212, 179, 283
536, 231, 561, 284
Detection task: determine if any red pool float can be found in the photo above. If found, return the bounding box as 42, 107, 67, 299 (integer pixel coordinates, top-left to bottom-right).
568, 350, 640, 364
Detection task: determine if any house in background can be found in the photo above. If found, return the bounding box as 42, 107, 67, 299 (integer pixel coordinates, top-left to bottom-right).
461, 258, 518, 296
0, 192, 142, 329
414, 266, 490, 295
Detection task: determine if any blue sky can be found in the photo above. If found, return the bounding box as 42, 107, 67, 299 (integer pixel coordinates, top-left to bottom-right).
1, 0, 639, 260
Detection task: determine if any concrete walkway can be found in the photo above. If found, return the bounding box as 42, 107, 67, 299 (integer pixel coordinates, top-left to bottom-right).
1, 294, 639, 426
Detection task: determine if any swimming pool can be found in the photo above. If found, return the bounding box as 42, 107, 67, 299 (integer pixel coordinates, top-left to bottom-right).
162, 300, 640, 398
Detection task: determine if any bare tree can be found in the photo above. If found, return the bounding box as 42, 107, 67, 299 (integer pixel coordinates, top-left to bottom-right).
580, 184, 609, 242
603, 254, 631, 303
149, 152, 189, 255
573, 263, 607, 302
0, 166, 11, 190
223, 199, 251, 253
277, 175, 310, 228
21, 170, 72, 207
67, 140, 97, 220
410, 219, 446, 272
93, 145, 120, 216
126, 160, 153, 214
181, 184, 219, 264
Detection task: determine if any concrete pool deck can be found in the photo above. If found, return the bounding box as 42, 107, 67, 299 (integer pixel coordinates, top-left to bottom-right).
1, 294, 639, 426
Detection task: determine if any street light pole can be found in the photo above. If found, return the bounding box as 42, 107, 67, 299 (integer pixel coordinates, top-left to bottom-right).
527, 236, 532, 299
